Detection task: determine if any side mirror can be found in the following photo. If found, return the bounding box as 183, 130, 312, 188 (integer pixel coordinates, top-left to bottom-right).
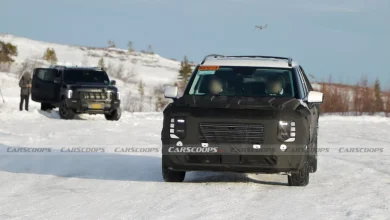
164, 86, 178, 99
53, 78, 61, 84
110, 80, 116, 86
307, 91, 324, 104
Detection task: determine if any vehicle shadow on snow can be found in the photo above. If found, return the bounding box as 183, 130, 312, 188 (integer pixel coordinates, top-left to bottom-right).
186, 172, 287, 186
37, 110, 87, 120
0, 144, 286, 185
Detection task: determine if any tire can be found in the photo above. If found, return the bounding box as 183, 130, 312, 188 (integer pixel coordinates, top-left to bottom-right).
162, 163, 185, 182
104, 108, 121, 121
58, 101, 75, 120
41, 103, 54, 111
288, 158, 310, 187
309, 137, 318, 173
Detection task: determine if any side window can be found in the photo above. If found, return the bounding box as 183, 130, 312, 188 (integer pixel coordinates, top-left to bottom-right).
299, 66, 313, 91
44, 70, 56, 81
34, 69, 58, 82
296, 67, 309, 98
36, 70, 45, 80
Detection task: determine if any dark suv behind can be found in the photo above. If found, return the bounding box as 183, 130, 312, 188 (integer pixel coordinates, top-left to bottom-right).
31, 66, 121, 120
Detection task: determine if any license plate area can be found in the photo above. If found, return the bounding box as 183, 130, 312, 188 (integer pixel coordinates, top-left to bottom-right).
221, 155, 240, 164
89, 103, 104, 109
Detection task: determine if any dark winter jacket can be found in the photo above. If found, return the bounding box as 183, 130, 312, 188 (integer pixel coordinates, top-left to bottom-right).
19, 72, 32, 96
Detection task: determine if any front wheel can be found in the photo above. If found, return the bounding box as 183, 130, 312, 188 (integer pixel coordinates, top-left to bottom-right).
104, 108, 121, 121
59, 102, 75, 120
162, 163, 185, 182
288, 158, 310, 187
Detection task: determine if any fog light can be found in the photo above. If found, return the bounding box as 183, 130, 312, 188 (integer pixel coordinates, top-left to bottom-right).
176, 141, 183, 147
253, 144, 261, 149
201, 143, 209, 148
280, 144, 287, 151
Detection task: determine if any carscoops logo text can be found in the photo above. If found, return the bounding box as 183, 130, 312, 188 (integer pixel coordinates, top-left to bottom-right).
60, 147, 105, 153
168, 147, 218, 153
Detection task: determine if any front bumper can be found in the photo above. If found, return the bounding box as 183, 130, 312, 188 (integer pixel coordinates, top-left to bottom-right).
162, 118, 310, 173
162, 143, 308, 173
65, 98, 120, 114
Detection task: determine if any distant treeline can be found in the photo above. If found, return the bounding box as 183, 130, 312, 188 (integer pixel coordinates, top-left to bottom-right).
317, 76, 390, 116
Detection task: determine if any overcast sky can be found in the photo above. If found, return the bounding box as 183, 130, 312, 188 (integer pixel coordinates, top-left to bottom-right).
1, 0, 390, 86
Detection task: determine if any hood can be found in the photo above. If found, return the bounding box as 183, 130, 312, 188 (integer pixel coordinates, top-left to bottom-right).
22, 72, 31, 80
173, 95, 302, 111
67, 83, 118, 92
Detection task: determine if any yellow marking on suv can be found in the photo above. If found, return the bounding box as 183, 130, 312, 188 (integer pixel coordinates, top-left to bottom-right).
198, 66, 219, 71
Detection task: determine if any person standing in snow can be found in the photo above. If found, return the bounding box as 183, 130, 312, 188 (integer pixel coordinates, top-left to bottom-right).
19, 72, 32, 111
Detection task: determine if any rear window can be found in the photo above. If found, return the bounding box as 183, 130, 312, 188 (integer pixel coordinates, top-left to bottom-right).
64, 69, 109, 84
187, 66, 297, 98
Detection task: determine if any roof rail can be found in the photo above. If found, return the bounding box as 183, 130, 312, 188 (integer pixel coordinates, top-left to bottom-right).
225, 55, 290, 60
201, 54, 225, 64
201, 55, 294, 66
89, 66, 103, 70
50, 65, 67, 69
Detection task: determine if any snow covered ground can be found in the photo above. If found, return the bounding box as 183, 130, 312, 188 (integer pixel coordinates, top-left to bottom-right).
0, 111, 389, 220
0, 98, 390, 219
0, 34, 180, 88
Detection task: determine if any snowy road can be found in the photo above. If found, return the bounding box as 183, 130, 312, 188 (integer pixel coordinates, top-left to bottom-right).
0, 109, 389, 220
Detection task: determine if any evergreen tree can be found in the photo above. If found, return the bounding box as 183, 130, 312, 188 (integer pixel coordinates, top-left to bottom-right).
147, 44, 154, 54
0, 41, 18, 63
127, 41, 135, 52
154, 84, 168, 111
374, 78, 384, 112
107, 40, 116, 48
177, 56, 192, 91
138, 80, 145, 111
43, 48, 58, 64
98, 58, 105, 69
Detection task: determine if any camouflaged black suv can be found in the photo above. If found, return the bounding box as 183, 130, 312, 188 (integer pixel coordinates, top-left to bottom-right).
161, 55, 324, 186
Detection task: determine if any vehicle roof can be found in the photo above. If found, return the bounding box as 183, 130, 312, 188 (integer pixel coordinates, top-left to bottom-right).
64, 67, 103, 70
51, 66, 104, 71
202, 57, 298, 68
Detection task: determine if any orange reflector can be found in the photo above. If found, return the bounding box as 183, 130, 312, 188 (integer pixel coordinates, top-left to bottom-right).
199, 65, 219, 71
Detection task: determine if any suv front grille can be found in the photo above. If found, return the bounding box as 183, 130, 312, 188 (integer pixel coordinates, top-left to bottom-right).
199, 122, 264, 144
81, 92, 111, 100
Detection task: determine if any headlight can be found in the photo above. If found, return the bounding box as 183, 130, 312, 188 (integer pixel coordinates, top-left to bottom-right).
67, 90, 73, 99
277, 121, 295, 142
169, 117, 186, 139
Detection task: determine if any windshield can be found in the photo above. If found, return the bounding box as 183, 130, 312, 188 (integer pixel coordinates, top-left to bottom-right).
187, 66, 297, 98
64, 69, 110, 84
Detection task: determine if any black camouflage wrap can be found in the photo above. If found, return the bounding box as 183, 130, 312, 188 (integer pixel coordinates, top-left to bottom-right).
161, 95, 314, 173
